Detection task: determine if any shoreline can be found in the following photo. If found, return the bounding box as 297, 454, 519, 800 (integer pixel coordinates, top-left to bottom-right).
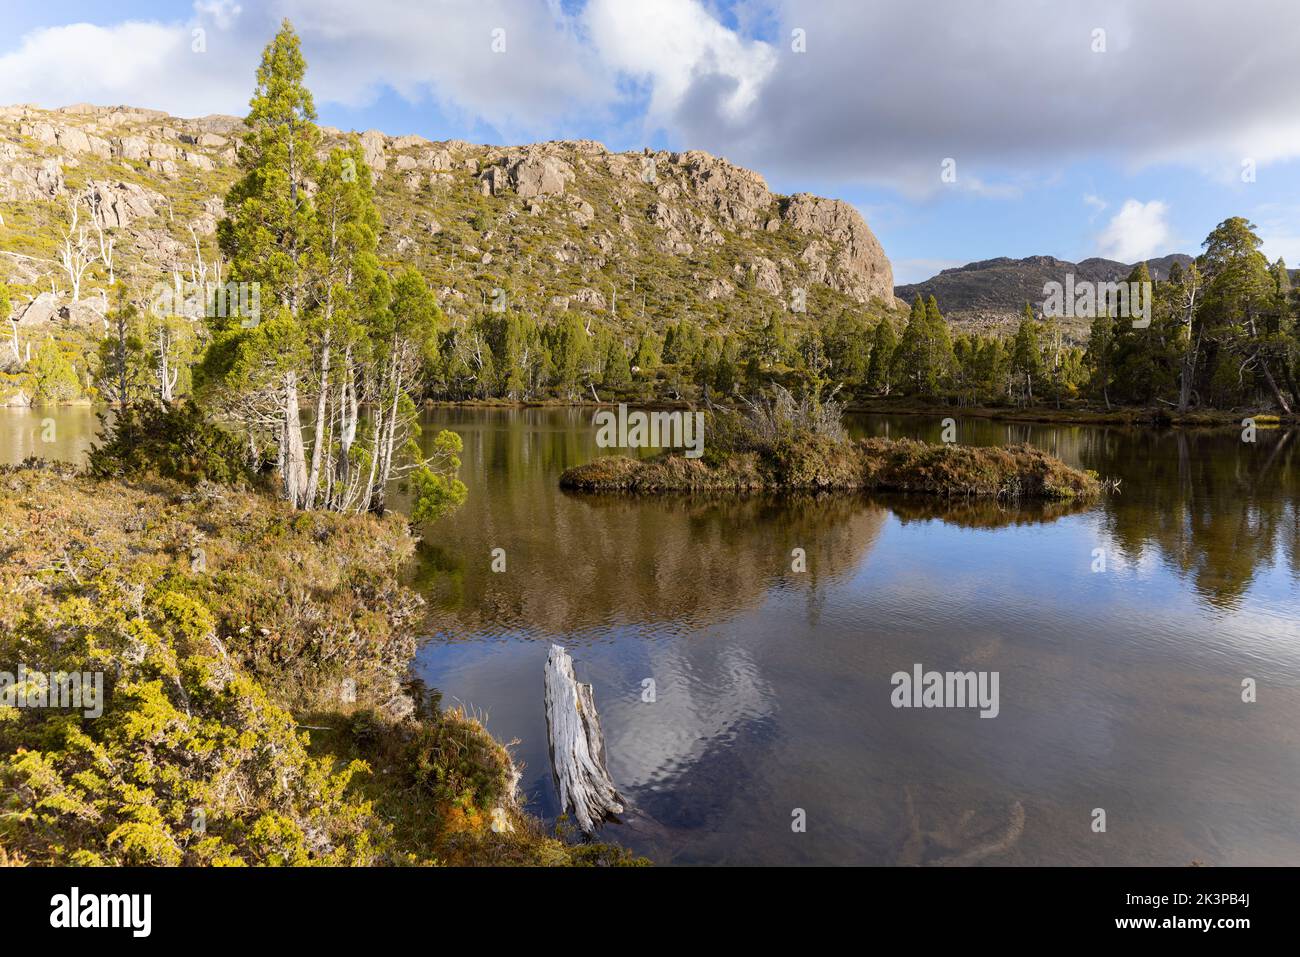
10, 398, 1292, 431
423, 397, 1292, 429
0, 462, 642, 867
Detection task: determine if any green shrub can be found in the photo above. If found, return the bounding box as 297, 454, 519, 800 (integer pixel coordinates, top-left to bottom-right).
0, 556, 381, 866
28, 340, 82, 404
87, 401, 257, 486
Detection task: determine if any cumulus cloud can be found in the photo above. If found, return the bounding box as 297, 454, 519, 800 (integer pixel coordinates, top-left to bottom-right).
0, 0, 610, 137
1096, 200, 1173, 262
0, 16, 249, 117
274, 0, 610, 134
584, 0, 777, 123
637, 0, 1300, 194
3, 0, 1300, 197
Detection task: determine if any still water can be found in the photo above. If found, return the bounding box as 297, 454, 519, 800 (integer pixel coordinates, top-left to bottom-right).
6, 405, 1298, 865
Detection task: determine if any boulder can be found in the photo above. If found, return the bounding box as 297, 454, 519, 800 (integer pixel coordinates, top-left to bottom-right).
84, 180, 162, 229
479, 165, 509, 196
358, 130, 388, 171
749, 256, 783, 296
13, 292, 59, 325
512, 154, 573, 199
572, 287, 607, 310
0, 158, 65, 200
422, 148, 453, 171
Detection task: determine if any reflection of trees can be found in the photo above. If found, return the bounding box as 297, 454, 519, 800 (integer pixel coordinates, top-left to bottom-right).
412, 408, 1299, 624
879, 493, 1092, 528
1088, 427, 1297, 609
850, 413, 1300, 609
408, 406, 1153, 634
416, 488, 888, 635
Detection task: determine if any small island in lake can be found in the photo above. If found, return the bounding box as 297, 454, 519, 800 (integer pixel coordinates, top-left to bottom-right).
561, 392, 1099, 500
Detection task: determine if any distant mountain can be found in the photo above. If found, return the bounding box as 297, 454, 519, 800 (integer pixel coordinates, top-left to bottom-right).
895, 254, 1194, 328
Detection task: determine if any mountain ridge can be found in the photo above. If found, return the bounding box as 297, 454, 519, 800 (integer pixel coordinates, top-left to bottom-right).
895, 252, 1194, 333
0, 102, 899, 343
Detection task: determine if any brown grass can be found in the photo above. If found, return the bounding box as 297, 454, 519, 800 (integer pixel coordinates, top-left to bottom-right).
561, 434, 1100, 500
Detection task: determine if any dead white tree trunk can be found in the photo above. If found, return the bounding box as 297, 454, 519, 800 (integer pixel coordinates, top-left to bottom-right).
58, 194, 98, 302
91, 195, 115, 286
543, 644, 623, 834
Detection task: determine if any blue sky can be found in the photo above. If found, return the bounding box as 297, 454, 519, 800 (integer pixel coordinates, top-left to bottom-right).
3, 0, 1299, 284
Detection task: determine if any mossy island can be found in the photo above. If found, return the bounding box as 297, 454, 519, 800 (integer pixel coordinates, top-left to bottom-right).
561, 390, 1100, 501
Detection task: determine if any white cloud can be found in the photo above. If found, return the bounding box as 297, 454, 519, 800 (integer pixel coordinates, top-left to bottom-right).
1096, 200, 1173, 262
4, 0, 1300, 199
644, 0, 1300, 194
0, 0, 611, 137
0, 17, 248, 117
275, 0, 610, 135
583, 0, 777, 124
194, 1, 243, 31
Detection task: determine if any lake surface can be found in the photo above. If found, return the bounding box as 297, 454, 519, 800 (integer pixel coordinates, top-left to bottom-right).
6, 405, 1299, 865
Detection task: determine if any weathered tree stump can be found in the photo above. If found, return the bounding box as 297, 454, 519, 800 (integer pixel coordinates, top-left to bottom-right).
544, 644, 623, 834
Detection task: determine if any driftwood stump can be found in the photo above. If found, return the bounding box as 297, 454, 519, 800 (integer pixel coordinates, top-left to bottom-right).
544, 644, 623, 834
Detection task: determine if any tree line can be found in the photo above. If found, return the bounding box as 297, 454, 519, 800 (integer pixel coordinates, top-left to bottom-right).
11, 20, 1296, 523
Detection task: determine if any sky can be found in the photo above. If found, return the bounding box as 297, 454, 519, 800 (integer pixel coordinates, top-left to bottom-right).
2, 0, 1299, 284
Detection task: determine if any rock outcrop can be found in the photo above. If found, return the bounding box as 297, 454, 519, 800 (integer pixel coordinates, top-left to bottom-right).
0, 103, 899, 345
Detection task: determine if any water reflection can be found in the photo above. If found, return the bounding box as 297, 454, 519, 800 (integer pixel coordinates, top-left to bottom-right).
0, 406, 101, 466
404, 408, 1300, 865
5, 405, 1298, 864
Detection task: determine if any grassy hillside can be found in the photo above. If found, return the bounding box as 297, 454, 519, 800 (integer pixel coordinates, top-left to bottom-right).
0, 103, 901, 406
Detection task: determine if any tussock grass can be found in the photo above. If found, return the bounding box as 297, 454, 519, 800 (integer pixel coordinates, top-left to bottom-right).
562, 432, 1099, 500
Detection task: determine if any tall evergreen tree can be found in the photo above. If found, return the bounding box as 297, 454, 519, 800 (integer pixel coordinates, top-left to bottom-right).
211, 20, 322, 507
892, 296, 933, 395
924, 295, 955, 393
1085, 309, 1115, 409
1010, 312, 1042, 403
865, 316, 897, 395
1197, 217, 1288, 411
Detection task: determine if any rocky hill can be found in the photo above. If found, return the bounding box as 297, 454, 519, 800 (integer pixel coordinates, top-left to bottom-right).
895, 253, 1194, 336
0, 103, 898, 347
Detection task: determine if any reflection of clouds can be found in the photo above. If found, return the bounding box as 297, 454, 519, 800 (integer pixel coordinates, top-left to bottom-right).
412, 411, 1300, 863
601, 639, 774, 793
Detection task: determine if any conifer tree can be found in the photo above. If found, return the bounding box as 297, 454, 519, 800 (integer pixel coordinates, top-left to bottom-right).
1011, 311, 1042, 403
865, 315, 897, 395
892, 295, 930, 395
214, 20, 321, 507
925, 294, 955, 394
